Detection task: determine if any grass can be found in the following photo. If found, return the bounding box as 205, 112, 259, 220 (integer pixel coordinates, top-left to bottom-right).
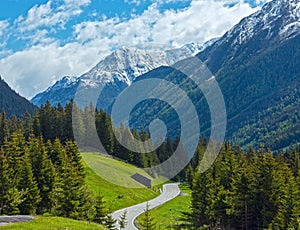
82, 152, 164, 211
0, 216, 104, 230
136, 184, 192, 229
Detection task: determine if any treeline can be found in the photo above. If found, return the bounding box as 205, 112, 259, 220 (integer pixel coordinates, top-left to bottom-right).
0, 101, 180, 176
0, 131, 86, 215
184, 143, 300, 229
0, 105, 131, 228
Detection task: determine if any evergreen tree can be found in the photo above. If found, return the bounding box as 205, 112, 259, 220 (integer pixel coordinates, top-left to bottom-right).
28, 135, 55, 214
93, 193, 107, 224
104, 214, 117, 230
118, 210, 128, 229
0, 109, 9, 145
17, 152, 41, 215
140, 202, 156, 230
0, 149, 10, 214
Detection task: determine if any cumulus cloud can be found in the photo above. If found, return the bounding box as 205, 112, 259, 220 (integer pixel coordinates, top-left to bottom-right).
74, 0, 258, 48
14, 0, 91, 43
0, 20, 9, 37
0, 0, 263, 99
0, 41, 103, 98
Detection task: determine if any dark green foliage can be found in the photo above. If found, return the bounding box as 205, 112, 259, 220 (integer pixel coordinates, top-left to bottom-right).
140, 202, 156, 230
118, 210, 128, 229
0, 77, 36, 118
126, 34, 300, 153
188, 143, 300, 229
93, 193, 107, 224
0, 128, 98, 221
104, 214, 117, 230
0, 149, 10, 215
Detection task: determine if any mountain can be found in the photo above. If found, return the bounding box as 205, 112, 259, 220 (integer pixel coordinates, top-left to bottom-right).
31, 40, 217, 108
0, 78, 37, 117
198, 0, 300, 73
128, 0, 300, 152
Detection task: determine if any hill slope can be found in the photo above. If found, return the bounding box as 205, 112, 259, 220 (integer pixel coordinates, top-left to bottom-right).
0, 216, 104, 230
0, 78, 36, 117
82, 152, 164, 211
129, 0, 300, 152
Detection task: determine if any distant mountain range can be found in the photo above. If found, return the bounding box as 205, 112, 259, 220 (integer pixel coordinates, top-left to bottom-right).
31, 40, 217, 109
0, 78, 36, 117
30, 0, 300, 152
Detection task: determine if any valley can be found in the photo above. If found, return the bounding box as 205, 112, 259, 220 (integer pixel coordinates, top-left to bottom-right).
0, 0, 299, 229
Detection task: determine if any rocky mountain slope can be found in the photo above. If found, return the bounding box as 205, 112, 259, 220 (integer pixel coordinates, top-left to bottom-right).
129, 0, 300, 152
31, 41, 217, 108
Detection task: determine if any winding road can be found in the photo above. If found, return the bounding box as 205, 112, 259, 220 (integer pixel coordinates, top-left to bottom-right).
112, 183, 180, 230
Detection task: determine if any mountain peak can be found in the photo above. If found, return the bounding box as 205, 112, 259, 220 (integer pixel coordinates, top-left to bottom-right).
223, 0, 299, 45
31, 41, 213, 107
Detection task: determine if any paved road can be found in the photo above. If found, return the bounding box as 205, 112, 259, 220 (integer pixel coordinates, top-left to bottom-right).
0, 216, 34, 226
112, 183, 180, 230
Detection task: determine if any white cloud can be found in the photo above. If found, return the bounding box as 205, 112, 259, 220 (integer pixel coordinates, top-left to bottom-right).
0, 0, 262, 99
14, 0, 91, 41
124, 0, 143, 6
0, 41, 104, 99
74, 0, 258, 48
0, 20, 9, 37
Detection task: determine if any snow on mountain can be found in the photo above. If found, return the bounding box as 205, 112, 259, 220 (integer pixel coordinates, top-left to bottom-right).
220, 0, 300, 47
31, 40, 217, 108
197, 0, 300, 73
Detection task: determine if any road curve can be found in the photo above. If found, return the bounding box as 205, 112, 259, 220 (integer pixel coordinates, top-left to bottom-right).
112, 183, 180, 230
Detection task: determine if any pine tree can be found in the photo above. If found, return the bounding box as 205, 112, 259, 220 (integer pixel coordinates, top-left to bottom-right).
17, 152, 41, 215
65, 140, 85, 177
24, 112, 33, 141
104, 214, 117, 230
190, 169, 212, 228
28, 135, 55, 214
93, 193, 107, 224
96, 110, 114, 155
140, 202, 156, 230
0, 109, 9, 145
50, 158, 83, 219
0, 149, 10, 214
118, 210, 128, 229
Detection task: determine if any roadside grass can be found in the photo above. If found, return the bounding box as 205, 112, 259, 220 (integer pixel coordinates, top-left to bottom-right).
0, 216, 104, 230
82, 152, 165, 211
135, 184, 192, 229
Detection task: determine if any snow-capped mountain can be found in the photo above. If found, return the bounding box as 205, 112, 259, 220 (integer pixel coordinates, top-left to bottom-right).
198, 0, 300, 72
127, 0, 300, 152
31, 40, 217, 108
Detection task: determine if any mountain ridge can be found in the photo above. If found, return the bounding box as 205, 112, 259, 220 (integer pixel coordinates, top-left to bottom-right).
31, 40, 217, 108
127, 0, 300, 152
0, 77, 37, 117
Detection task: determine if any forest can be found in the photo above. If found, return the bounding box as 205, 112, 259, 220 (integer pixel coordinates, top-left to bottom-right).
0, 102, 299, 229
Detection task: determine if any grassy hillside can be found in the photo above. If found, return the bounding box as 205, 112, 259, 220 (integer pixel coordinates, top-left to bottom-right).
0, 216, 104, 230
82, 152, 165, 211
136, 184, 191, 229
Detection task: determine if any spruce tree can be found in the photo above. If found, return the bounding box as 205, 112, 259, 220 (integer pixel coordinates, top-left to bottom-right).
118, 210, 128, 229
0, 149, 10, 214
17, 152, 41, 215
104, 214, 117, 230
140, 202, 156, 230
93, 193, 107, 224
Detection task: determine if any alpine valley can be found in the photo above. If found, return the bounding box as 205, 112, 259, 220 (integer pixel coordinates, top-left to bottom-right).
0, 0, 300, 229
31, 0, 300, 152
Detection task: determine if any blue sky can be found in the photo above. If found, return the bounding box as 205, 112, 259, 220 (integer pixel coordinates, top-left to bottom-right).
0, 0, 267, 99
